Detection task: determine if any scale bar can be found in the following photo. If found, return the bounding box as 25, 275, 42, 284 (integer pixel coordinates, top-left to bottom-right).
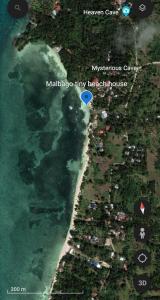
7, 290, 84, 295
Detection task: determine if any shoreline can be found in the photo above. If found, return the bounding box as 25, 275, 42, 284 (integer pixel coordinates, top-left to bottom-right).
49, 122, 90, 299
16, 42, 90, 299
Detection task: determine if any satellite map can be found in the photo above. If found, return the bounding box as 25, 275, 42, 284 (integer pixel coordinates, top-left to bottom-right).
0, 0, 160, 299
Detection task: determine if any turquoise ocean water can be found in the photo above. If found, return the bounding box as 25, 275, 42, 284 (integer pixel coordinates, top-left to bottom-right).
0, 2, 86, 299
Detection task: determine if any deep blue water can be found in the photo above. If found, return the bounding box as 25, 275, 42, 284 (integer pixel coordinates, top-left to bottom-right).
0, 2, 86, 299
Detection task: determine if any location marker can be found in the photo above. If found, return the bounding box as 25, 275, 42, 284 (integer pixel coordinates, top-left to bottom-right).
80, 90, 93, 105
122, 5, 131, 16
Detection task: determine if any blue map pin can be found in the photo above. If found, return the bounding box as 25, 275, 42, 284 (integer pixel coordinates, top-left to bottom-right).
80, 90, 93, 105
122, 5, 131, 16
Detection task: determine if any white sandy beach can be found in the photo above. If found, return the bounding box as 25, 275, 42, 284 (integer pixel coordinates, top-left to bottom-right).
49, 116, 90, 298
46, 54, 91, 296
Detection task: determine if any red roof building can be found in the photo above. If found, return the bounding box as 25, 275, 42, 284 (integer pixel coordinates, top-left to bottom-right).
53, 1, 62, 13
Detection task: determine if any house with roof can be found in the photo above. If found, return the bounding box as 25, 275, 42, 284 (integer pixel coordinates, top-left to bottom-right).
52, 1, 62, 17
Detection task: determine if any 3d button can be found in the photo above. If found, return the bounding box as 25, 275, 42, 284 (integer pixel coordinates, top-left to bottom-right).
133, 274, 150, 293
134, 250, 151, 267
7, 0, 28, 18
